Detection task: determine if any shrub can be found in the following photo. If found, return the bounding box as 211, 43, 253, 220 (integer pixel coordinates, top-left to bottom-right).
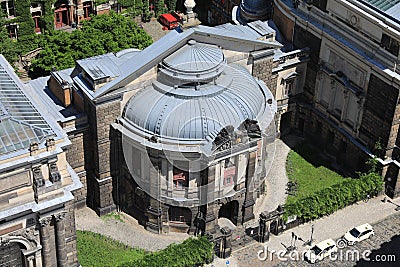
284, 171, 383, 221
120, 236, 214, 267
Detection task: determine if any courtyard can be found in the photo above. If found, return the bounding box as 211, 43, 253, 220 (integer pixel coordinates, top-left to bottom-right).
74, 135, 384, 266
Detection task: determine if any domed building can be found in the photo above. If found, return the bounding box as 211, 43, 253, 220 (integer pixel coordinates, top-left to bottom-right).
31, 22, 307, 236
239, 0, 274, 22
118, 39, 276, 233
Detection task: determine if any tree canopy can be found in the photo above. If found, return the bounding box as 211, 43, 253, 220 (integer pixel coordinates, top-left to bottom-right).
30, 11, 153, 77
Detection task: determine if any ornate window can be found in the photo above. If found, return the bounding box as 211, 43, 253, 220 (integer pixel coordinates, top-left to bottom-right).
223, 158, 236, 186
173, 167, 188, 189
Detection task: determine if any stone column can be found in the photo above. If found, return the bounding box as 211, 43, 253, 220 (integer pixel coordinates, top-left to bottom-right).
341, 90, 349, 122
26, 255, 34, 267
242, 151, 256, 224
54, 212, 68, 267
39, 216, 56, 267
204, 165, 218, 234
328, 79, 336, 112
34, 251, 43, 267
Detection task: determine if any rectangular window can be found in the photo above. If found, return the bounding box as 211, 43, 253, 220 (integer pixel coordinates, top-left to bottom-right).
8, 0, 14, 17
223, 165, 236, 186
173, 167, 188, 190
381, 33, 400, 57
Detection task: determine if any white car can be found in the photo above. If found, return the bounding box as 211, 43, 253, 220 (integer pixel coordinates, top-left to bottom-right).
343, 223, 374, 245
304, 239, 338, 263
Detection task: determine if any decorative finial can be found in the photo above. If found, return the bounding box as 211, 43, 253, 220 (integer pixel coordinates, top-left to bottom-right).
184, 0, 196, 14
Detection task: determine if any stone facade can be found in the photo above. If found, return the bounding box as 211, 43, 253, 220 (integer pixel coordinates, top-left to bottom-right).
0, 55, 82, 266
26, 21, 307, 238
86, 99, 121, 215
274, 0, 400, 197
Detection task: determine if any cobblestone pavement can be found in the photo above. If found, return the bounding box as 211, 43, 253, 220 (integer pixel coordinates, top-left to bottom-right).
141, 18, 169, 42
209, 197, 400, 267
273, 212, 400, 267
75, 207, 188, 251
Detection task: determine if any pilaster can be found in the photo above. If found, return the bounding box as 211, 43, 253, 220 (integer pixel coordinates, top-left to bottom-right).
39, 216, 56, 267
54, 212, 68, 267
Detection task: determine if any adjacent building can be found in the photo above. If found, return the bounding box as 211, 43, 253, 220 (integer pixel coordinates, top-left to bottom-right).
2, 0, 113, 38
0, 55, 81, 266
273, 0, 400, 196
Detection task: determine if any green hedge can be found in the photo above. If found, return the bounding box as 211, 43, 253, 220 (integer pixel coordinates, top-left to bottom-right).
119, 236, 214, 267
284, 171, 383, 221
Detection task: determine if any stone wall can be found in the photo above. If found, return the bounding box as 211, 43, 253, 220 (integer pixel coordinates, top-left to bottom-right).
273, 2, 295, 41
300, 106, 368, 174
66, 129, 88, 208
86, 98, 121, 215
359, 74, 399, 153
252, 55, 278, 98
65, 200, 79, 266
293, 25, 321, 101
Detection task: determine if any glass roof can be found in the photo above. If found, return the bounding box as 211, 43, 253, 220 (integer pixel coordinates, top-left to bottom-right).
362, 0, 400, 11
0, 63, 53, 156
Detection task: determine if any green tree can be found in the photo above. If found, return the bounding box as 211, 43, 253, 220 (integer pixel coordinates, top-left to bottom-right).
0, 13, 19, 63
121, 0, 144, 17
142, 0, 151, 21
155, 0, 167, 17
15, 0, 35, 37
166, 0, 177, 11
30, 11, 152, 77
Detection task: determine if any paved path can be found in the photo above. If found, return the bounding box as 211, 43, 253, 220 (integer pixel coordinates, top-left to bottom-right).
75, 207, 188, 251
254, 136, 302, 219
208, 196, 400, 267
141, 18, 169, 42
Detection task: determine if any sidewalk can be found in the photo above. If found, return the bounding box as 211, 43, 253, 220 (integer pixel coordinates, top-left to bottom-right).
209, 196, 400, 267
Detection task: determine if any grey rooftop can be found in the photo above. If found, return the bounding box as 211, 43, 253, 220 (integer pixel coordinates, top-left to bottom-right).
123, 41, 276, 144
0, 55, 55, 157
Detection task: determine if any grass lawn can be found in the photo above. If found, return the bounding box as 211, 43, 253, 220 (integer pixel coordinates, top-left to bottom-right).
76, 230, 145, 267
286, 142, 345, 204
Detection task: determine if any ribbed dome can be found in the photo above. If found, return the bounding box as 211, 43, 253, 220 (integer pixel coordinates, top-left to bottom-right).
122, 42, 274, 144
240, 0, 272, 22
160, 40, 226, 84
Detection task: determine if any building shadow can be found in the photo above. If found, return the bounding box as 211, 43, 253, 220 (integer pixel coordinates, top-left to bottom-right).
355, 234, 400, 266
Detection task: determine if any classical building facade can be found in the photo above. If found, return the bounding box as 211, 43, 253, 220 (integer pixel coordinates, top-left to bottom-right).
0, 55, 82, 266
273, 0, 400, 196
25, 18, 307, 234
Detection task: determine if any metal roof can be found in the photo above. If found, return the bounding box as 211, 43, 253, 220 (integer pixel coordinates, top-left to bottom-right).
161, 40, 226, 83
163, 40, 224, 74
386, 3, 400, 20
91, 25, 281, 100
360, 0, 400, 21
77, 53, 121, 81
123, 42, 275, 143
362, 0, 400, 11
240, 0, 271, 21
0, 56, 53, 156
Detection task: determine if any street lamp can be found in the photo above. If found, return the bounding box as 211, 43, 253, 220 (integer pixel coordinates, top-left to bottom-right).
305, 224, 314, 246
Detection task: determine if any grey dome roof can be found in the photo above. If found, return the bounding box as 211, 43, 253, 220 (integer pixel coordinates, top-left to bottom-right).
240, 0, 271, 21
123, 42, 273, 143
160, 40, 226, 84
